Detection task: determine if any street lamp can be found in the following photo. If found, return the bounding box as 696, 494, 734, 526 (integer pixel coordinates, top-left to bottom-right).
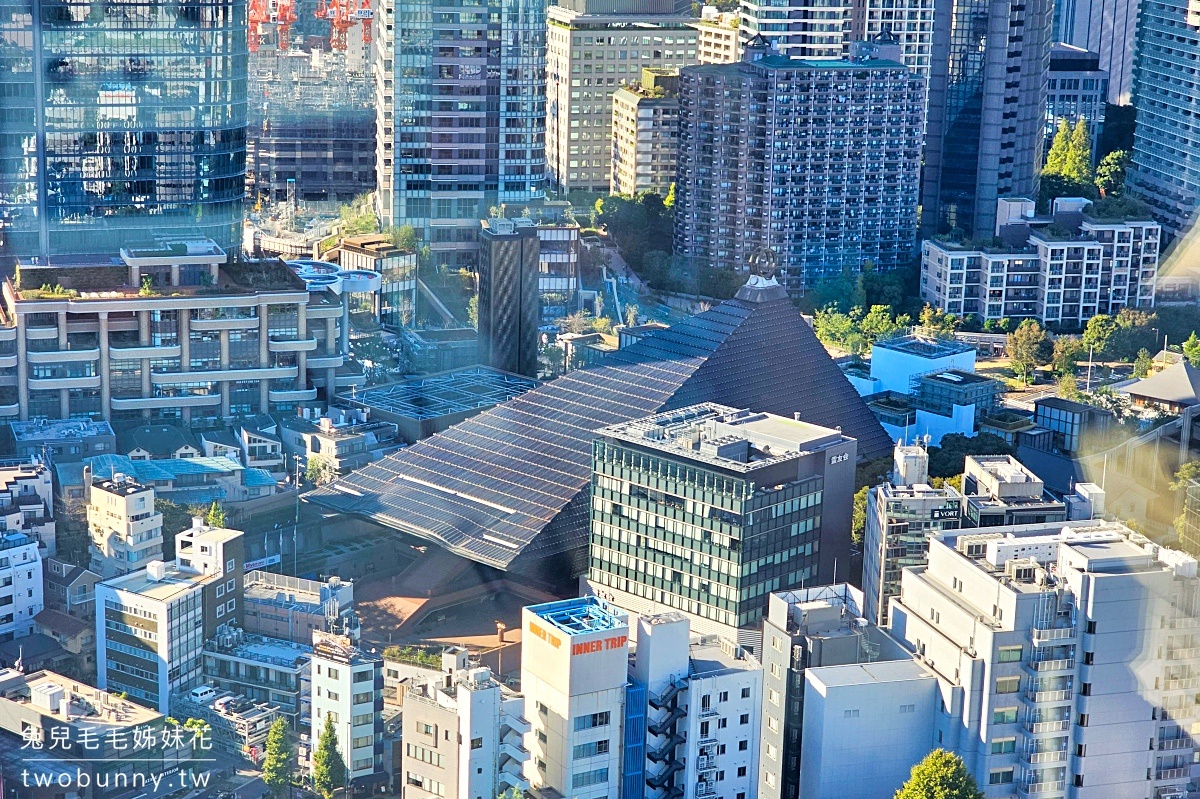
496, 622, 507, 681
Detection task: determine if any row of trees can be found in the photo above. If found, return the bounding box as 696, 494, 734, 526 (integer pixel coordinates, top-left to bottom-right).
814, 304, 959, 355
262, 714, 347, 799
1040, 118, 1130, 207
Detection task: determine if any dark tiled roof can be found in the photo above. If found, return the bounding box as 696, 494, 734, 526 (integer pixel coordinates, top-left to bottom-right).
34, 608, 89, 638
118, 424, 200, 458
310, 280, 889, 571
1125, 361, 1200, 406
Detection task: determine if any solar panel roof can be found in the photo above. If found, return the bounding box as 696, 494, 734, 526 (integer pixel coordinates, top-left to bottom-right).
309, 279, 890, 572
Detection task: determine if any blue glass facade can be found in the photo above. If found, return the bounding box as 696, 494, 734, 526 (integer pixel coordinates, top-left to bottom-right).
622, 678, 647, 799
1128, 0, 1200, 240
0, 0, 247, 260
378, 0, 545, 269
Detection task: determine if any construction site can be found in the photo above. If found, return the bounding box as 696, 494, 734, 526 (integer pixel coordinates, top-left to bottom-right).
244, 0, 376, 256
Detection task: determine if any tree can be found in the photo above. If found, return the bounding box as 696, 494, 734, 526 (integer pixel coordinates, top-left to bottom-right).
204, 501, 225, 529
1044, 120, 1072, 175
557, 310, 593, 334
895, 749, 983, 799
918, 304, 960, 338
467, 294, 479, 329
305, 456, 338, 487
1184, 332, 1200, 367
1051, 336, 1085, 376
1133, 347, 1154, 378
1064, 118, 1094, 183
1007, 319, 1048, 385
1171, 461, 1200, 491
852, 485, 869, 547
387, 224, 419, 252
262, 718, 293, 798
1058, 372, 1082, 400
664, 182, 676, 209
1082, 314, 1118, 357
1095, 149, 1130, 198
927, 434, 1013, 479
624, 304, 640, 327
542, 344, 565, 376
312, 712, 347, 799
497, 789, 527, 799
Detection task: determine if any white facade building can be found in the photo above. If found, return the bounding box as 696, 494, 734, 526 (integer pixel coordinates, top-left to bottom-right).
522, 597, 629, 799
309, 630, 383, 785
87, 473, 163, 579
401, 647, 530, 799
694, 7, 740, 63
800, 660, 939, 799
740, 0, 848, 58
631, 613, 762, 799
0, 458, 55, 556
96, 522, 244, 711
889, 520, 1200, 799
862, 443, 963, 626
0, 532, 43, 642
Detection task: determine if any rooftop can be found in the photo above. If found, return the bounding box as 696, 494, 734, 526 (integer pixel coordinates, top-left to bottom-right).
689, 636, 760, 676
920, 369, 994, 387
338, 367, 540, 421
92, 472, 151, 498
34, 608, 90, 639
528, 597, 627, 637
599, 402, 847, 473
1035, 396, 1100, 414
1125, 360, 1200, 406
872, 334, 975, 359
0, 669, 162, 731
10, 419, 114, 441
12, 258, 307, 302
118, 424, 199, 458
806, 658, 936, 688
205, 631, 313, 669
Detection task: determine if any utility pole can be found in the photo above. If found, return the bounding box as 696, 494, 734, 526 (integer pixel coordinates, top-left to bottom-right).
1085, 344, 1094, 392
293, 457, 302, 577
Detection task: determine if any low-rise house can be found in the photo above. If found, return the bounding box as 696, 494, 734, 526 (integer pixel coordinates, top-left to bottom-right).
200, 416, 285, 474
43, 557, 100, 618
56, 454, 278, 505
118, 424, 202, 460
279, 408, 399, 473
34, 608, 95, 673
8, 419, 116, 464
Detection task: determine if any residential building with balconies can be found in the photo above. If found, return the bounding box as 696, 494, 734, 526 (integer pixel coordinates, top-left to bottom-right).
1, 242, 360, 426
202, 623, 312, 729
308, 630, 385, 787
401, 647, 530, 799
86, 473, 163, 580
0, 458, 56, 556
610, 70, 681, 197
694, 7, 740, 63
889, 520, 1200, 799
920, 198, 1160, 327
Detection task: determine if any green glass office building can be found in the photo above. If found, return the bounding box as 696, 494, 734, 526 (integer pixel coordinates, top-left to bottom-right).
0, 0, 247, 260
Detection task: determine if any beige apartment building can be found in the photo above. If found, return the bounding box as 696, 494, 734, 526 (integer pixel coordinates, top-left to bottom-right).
2, 240, 361, 425
610, 69, 680, 196
546, 0, 698, 194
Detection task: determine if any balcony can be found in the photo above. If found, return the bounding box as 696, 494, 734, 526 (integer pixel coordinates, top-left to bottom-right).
1016, 780, 1065, 797
500, 712, 531, 735
1155, 767, 1190, 781
1165, 647, 1199, 660
1023, 750, 1067, 765
1024, 689, 1073, 704
306, 353, 345, 370
27, 347, 99, 364
109, 343, 183, 359
1027, 658, 1075, 674
28, 374, 101, 390
1031, 626, 1076, 644
1158, 737, 1194, 751
191, 316, 259, 332
1023, 719, 1070, 734
151, 365, 296, 384
269, 386, 318, 403
268, 335, 319, 353
499, 740, 527, 762
111, 394, 221, 410
498, 771, 529, 792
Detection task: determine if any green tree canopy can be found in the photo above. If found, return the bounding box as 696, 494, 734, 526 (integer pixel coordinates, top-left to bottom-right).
852, 485, 869, 546
305, 456, 338, 487
1095, 149, 1130, 197
1133, 348, 1154, 378
312, 713, 347, 799
1044, 120, 1072, 175
1051, 336, 1085, 376
895, 749, 984, 799
927, 434, 1013, 479
1082, 313, 1118, 356
204, 500, 225, 529
261, 717, 293, 798
1064, 118, 1094, 183
1007, 319, 1048, 385
1184, 332, 1200, 367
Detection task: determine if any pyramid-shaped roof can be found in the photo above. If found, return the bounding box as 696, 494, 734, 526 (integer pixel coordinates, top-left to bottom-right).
309, 279, 890, 572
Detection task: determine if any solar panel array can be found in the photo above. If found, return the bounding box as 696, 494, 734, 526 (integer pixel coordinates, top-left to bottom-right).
310, 282, 890, 572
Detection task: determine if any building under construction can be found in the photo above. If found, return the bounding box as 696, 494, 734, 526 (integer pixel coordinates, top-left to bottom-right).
246, 0, 375, 206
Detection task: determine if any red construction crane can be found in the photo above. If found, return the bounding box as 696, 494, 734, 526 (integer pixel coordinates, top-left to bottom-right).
313, 0, 328, 18
248, 0, 270, 52
357, 0, 372, 44
327, 0, 356, 51
276, 0, 298, 50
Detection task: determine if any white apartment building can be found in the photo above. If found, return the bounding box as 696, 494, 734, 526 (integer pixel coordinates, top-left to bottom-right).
522, 598, 629, 799
401, 647, 530, 799
740, 0, 848, 59
309, 630, 383, 785
862, 443, 963, 626
0, 531, 44, 642
0, 457, 55, 556
631, 613, 762, 799
546, 0, 698, 193
86, 473, 163, 579
890, 520, 1200, 799
96, 521, 244, 711
921, 199, 1160, 326
694, 7, 740, 63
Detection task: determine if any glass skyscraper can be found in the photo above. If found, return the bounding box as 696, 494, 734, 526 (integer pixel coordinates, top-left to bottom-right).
375, 0, 546, 269
0, 0, 247, 261
1127, 0, 1200, 241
